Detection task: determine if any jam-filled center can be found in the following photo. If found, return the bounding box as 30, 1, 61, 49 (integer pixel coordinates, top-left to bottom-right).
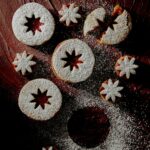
61, 50, 83, 71
24, 14, 44, 35
30, 89, 51, 109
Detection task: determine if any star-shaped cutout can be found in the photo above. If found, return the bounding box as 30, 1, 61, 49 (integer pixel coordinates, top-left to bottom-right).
24, 14, 44, 35
108, 20, 117, 30
30, 89, 51, 109
13, 51, 36, 75
97, 16, 118, 31
100, 79, 124, 102
115, 56, 139, 79
61, 50, 83, 71
59, 3, 81, 26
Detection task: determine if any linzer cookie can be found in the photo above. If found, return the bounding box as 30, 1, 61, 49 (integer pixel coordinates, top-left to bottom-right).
115, 56, 139, 79
12, 2, 55, 46
18, 79, 62, 121
52, 39, 95, 83
83, 5, 132, 45
58, 3, 81, 26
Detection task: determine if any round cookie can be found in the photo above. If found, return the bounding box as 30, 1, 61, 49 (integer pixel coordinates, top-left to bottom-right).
12, 2, 55, 46
83, 5, 132, 45
52, 39, 95, 83
18, 79, 62, 121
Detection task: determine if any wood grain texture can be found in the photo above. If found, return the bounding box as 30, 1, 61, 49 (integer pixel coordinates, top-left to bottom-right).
0, 0, 150, 95
0, 0, 150, 150
0, 0, 79, 97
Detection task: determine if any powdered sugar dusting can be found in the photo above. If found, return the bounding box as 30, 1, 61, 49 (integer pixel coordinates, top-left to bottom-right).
12, 2, 55, 46
115, 56, 139, 79
29, 1, 149, 149
36, 90, 141, 149
59, 3, 81, 26
100, 79, 124, 102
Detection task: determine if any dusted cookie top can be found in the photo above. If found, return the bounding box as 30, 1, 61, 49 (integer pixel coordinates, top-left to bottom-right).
83, 5, 132, 45
83, 7, 106, 36
18, 79, 62, 121
115, 56, 138, 79
52, 39, 95, 83
99, 79, 124, 102
59, 3, 81, 26
100, 8, 132, 45
12, 51, 36, 75
12, 2, 55, 46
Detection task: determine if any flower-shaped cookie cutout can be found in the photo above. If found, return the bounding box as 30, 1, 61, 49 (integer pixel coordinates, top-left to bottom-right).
18, 79, 62, 121
115, 56, 139, 79
13, 51, 36, 75
42, 146, 53, 150
100, 79, 124, 102
59, 3, 81, 26
100, 6, 132, 45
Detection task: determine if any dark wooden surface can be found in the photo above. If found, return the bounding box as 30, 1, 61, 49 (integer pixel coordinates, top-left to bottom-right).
0, 0, 150, 149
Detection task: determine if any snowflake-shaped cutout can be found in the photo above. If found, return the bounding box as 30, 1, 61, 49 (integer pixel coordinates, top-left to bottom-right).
42, 146, 53, 150
59, 3, 81, 26
115, 56, 138, 79
13, 51, 36, 75
100, 79, 124, 102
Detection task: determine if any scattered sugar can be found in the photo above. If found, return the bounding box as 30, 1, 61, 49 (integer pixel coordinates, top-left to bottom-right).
35, 90, 144, 149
